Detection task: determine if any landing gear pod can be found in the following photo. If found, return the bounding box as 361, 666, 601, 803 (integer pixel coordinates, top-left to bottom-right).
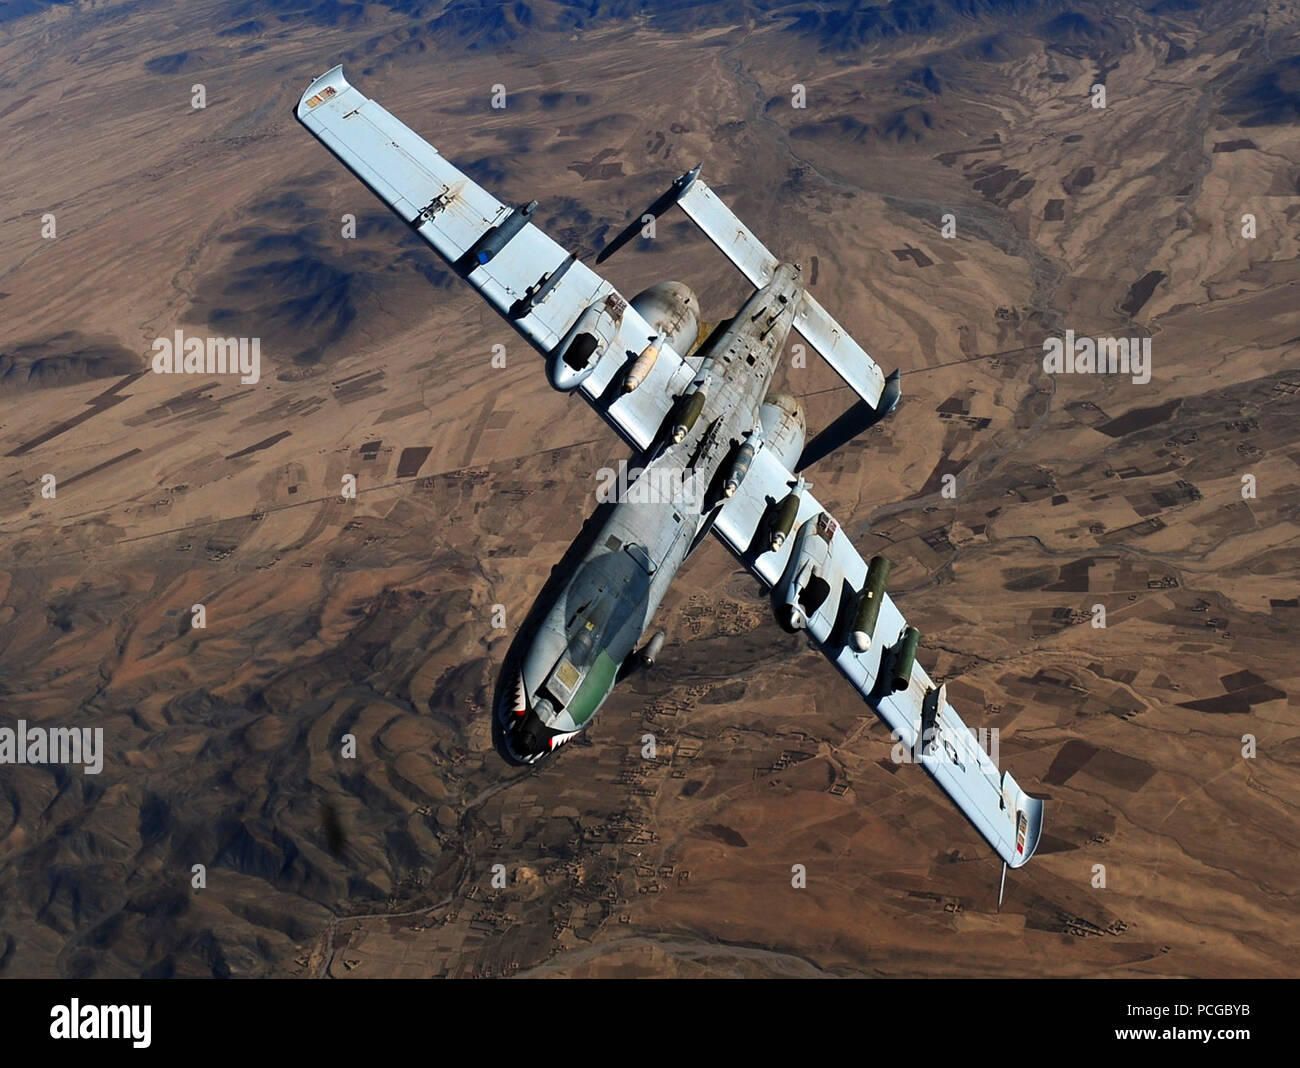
849, 554, 892, 652
773, 513, 836, 634
890, 625, 920, 692
547, 293, 625, 392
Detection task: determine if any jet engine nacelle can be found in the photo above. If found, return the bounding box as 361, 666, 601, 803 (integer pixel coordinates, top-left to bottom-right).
758, 391, 806, 472
630, 281, 700, 359
548, 292, 625, 392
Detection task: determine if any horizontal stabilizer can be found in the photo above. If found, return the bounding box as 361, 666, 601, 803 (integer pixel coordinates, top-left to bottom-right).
675, 177, 779, 288
600, 169, 886, 411
794, 290, 886, 410
599, 167, 780, 288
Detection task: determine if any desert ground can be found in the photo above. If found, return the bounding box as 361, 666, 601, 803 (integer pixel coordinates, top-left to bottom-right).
1, 0, 1298, 977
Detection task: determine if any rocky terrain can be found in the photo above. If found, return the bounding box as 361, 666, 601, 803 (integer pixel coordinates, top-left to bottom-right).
1, 0, 1297, 977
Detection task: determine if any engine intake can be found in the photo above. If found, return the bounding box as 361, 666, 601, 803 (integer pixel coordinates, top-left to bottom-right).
759, 392, 806, 472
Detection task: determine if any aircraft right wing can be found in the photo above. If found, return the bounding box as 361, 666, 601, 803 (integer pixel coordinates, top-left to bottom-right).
671, 174, 1037, 864
711, 443, 1045, 868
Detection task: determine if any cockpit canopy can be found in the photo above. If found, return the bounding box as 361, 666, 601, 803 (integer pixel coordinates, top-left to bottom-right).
533, 542, 654, 715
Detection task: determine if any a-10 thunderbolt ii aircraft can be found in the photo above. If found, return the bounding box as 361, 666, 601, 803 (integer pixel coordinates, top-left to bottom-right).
296, 66, 1044, 871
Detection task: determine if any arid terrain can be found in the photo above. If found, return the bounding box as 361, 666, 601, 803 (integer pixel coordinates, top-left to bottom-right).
1, 0, 1298, 977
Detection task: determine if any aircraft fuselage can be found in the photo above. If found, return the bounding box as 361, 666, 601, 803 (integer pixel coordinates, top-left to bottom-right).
500, 263, 805, 761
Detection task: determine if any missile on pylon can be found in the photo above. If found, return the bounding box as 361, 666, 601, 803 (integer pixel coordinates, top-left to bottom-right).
723, 440, 757, 498
671, 382, 708, 443
849, 554, 892, 652
623, 339, 660, 392
890, 625, 920, 692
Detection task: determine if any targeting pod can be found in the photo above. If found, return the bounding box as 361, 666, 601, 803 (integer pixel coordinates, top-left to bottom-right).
849, 555, 892, 652
623, 340, 661, 392
769, 490, 801, 551
773, 512, 837, 635
890, 626, 920, 692
671, 384, 708, 443
723, 441, 757, 499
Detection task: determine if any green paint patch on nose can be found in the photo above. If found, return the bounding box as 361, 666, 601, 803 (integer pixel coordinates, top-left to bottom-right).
565, 650, 619, 727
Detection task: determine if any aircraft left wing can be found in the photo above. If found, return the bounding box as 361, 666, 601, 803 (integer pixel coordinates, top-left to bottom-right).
712, 445, 1046, 868
295, 65, 695, 453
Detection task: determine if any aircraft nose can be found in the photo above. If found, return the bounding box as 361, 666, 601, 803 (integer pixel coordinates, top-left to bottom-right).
507, 695, 556, 760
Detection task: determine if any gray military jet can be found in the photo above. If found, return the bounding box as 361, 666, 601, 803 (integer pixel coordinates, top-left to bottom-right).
297, 66, 1044, 870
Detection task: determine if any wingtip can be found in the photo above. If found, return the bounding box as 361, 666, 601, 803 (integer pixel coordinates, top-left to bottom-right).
296, 63, 350, 121
1017, 795, 1046, 866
